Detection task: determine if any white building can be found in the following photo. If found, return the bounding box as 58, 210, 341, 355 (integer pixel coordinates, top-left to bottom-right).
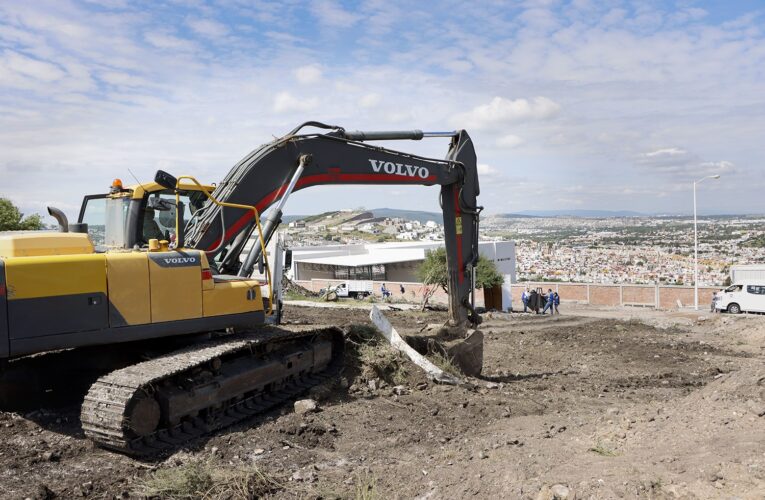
288, 241, 516, 288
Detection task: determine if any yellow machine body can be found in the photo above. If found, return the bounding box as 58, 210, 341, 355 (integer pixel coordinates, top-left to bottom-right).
0, 181, 266, 359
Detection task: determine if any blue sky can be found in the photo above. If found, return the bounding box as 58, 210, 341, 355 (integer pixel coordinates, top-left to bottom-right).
1, 0, 763, 220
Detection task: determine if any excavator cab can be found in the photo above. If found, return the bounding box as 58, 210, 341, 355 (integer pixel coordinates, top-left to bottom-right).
76, 180, 211, 251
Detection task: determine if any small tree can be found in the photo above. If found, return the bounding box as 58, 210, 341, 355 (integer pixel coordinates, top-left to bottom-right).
0, 198, 43, 231
475, 255, 504, 289
417, 247, 505, 298
417, 247, 449, 292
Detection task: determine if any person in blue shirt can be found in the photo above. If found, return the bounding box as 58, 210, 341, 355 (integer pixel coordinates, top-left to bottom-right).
381, 283, 391, 299
521, 288, 529, 313
542, 288, 554, 315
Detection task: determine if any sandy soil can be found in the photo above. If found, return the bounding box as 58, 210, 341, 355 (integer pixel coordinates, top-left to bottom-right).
0, 304, 762, 499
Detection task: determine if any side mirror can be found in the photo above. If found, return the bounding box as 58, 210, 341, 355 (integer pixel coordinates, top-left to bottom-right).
257, 253, 265, 275
147, 196, 176, 211
154, 170, 178, 190
284, 249, 293, 269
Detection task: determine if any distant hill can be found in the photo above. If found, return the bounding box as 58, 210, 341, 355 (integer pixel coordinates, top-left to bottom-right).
369, 208, 442, 224
283, 208, 442, 225
515, 209, 645, 218
494, 213, 539, 219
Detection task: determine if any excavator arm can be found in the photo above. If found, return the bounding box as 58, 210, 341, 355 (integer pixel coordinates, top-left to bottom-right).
184, 122, 483, 327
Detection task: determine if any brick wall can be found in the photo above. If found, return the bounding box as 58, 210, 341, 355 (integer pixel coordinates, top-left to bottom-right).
293, 278, 485, 307
510, 282, 716, 310
292, 278, 717, 311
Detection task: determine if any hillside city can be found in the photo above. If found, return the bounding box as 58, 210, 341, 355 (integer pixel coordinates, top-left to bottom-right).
283, 209, 764, 288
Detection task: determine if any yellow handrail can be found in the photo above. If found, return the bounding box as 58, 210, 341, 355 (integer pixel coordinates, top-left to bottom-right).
174, 175, 273, 315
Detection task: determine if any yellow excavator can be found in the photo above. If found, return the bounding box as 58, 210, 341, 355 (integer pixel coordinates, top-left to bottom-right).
0, 122, 483, 454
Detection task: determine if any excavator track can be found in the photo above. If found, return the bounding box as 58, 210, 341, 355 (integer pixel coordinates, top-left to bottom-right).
80, 327, 344, 455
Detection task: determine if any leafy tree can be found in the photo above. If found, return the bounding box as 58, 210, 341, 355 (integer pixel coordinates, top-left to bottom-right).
475, 254, 504, 289
0, 198, 43, 231
417, 247, 449, 292
417, 247, 504, 292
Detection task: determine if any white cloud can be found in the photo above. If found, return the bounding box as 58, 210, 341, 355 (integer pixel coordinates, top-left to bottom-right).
644, 147, 687, 158
453, 96, 560, 129
144, 31, 195, 51
359, 93, 381, 108
0, 50, 65, 82
294, 64, 322, 84
477, 163, 500, 177
273, 91, 319, 112
100, 71, 150, 88
310, 0, 362, 28
186, 18, 229, 38
636, 147, 735, 178
496, 134, 524, 148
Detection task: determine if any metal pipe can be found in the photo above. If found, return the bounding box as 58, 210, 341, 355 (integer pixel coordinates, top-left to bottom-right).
238, 154, 311, 277
342, 130, 424, 141
422, 131, 459, 138
342, 130, 459, 141
47, 206, 69, 233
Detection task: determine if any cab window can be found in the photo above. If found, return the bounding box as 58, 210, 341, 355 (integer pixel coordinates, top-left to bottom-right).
139, 190, 207, 245
79, 195, 106, 248
79, 195, 130, 251
725, 285, 742, 293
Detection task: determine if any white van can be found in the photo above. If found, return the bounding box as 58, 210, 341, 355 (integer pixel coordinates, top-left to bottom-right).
713, 281, 765, 314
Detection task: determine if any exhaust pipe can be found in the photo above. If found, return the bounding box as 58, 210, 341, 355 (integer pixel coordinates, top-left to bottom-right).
47, 206, 69, 233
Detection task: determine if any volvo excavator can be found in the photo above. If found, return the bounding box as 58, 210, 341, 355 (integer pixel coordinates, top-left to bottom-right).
0, 122, 482, 454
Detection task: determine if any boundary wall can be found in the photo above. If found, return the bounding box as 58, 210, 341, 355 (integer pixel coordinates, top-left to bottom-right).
293, 278, 719, 310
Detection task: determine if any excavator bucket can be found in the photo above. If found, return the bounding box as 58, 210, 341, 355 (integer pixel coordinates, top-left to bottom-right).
443, 329, 483, 377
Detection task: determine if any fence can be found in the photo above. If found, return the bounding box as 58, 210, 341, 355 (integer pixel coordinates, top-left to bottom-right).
509, 282, 718, 310
293, 278, 719, 311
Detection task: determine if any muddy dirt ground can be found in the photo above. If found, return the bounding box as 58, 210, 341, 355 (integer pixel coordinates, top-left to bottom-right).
0, 304, 763, 499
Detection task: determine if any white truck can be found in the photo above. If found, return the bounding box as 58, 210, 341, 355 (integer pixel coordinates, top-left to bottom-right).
321, 280, 373, 299
713, 281, 765, 314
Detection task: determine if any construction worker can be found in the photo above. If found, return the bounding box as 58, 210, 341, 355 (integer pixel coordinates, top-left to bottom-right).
521, 288, 529, 312
542, 288, 554, 315
554, 292, 560, 314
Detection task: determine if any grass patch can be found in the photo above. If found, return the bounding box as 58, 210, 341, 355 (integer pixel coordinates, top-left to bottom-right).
429, 351, 462, 377
346, 324, 410, 386
588, 442, 619, 457
135, 459, 281, 499
354, 472, 380, 500
283, 290, 323, 302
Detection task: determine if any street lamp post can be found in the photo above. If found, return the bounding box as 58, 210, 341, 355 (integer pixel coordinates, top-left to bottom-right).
693, 174, 721, 310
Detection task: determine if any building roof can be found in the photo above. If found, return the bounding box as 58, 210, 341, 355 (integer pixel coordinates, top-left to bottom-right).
297, 248, 428, 267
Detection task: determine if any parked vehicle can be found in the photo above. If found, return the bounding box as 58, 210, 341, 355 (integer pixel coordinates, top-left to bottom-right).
334, 281, 373, 298
318, 280, 374, 299
713, 281, 765, 314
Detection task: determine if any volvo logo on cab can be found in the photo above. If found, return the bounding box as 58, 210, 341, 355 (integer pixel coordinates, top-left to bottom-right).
369, 159, 430, 179
163, 257, 197, 265
149, 253, 200, 268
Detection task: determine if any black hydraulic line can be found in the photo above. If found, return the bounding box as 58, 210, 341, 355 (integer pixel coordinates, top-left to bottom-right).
342, 130, 424, 141
287, 121, 343, 136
